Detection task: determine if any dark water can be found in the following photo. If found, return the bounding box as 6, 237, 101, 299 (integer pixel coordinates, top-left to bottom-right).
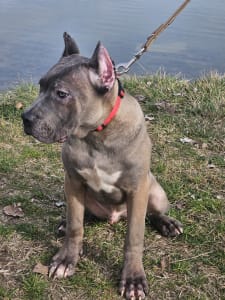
0, 0, 225, 89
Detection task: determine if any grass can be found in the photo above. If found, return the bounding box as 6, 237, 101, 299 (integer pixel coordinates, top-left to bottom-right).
0, 73, 225, 299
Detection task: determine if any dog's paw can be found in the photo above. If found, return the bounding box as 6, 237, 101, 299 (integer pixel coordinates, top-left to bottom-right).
119, 267, 148, 299
150, 214, 183, 237
49, 260, 75, 279
49, 248, 79, 279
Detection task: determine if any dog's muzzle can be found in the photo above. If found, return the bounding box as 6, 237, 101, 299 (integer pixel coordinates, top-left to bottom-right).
21, 111, 34, 135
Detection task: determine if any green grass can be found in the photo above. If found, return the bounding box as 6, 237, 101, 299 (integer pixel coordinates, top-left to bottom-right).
22, 274, 48, 300
0, 73, 225, 299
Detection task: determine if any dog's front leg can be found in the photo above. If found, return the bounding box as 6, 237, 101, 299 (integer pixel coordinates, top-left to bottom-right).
49, 172, 85, 278
120, 175, 149, 300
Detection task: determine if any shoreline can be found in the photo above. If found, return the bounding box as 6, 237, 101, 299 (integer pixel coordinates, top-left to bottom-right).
0, 70, 224, 93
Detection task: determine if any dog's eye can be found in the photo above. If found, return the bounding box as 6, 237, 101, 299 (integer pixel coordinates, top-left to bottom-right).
57, 90, 69, 99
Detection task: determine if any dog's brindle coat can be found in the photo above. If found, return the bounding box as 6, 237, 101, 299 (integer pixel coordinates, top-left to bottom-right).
22, 33, 182, 300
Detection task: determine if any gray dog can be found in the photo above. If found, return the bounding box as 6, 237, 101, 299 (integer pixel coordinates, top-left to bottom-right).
22, 33, 182, 300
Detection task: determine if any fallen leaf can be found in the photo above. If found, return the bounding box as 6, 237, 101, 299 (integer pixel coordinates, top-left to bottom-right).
33, 262, 48, 276
135, 94, 146, 102
155, 101, 167, 109
155, 101, 176, 113
201, 142, 208, 149
175, 202, 184, 210
145, 114, 155, 121
3, 203, 24, 217
160, 255, 170, 273
207, 163, 216, 169
179, 137, 196, 144
15, 102, 23, 110
160, 257, 167, 273
55, 201, 65, 208
193, 87, 198, 93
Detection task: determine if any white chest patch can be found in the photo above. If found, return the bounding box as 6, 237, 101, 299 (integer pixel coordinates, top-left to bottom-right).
77, 166, 121, 193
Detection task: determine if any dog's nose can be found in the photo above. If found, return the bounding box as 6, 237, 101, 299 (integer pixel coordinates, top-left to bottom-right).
21, 111, 34, 135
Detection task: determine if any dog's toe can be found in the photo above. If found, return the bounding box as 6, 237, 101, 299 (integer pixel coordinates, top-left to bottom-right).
119, 275, 148, 299
49, 260, 75, 279
150, 214, 183, 237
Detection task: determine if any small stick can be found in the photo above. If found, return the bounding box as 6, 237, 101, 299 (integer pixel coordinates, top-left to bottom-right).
170, 251, 213, 264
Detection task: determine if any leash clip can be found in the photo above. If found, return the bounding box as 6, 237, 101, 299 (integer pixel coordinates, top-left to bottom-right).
116, 48, 145, 76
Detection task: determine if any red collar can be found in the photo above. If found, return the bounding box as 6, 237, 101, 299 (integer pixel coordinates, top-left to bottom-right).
95, 79, 125, 132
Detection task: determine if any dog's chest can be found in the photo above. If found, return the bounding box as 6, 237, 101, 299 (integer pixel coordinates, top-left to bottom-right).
76, 165, 121, 194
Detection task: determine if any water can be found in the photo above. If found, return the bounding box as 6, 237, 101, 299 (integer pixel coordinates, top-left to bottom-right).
0, 0, 225, 89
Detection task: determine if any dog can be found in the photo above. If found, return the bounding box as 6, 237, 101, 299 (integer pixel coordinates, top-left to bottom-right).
22, 32, 183, 300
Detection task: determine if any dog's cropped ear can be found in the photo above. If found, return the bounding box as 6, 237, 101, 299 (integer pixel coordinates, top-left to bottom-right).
89, 42, 115, 92
62, 32, 80, 57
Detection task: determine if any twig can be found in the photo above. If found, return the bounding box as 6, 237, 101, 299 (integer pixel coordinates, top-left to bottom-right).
170, 251, 213, 264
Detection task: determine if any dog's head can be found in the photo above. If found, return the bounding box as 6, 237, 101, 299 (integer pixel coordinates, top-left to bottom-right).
22, 32, 116, 143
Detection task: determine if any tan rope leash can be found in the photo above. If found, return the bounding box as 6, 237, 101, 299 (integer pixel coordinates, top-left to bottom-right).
116, 0, 191, 76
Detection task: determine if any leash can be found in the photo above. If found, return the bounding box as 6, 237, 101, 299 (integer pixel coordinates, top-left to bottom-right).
95, 0, 190, 132
116, 0, 191, 76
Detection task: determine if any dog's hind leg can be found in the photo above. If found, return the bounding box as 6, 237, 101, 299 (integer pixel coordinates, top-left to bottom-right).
147, 172, 183, 237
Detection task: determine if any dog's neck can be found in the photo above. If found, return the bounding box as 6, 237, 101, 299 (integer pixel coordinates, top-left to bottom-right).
95, 79, 124, 132
69, 79, 122, 140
